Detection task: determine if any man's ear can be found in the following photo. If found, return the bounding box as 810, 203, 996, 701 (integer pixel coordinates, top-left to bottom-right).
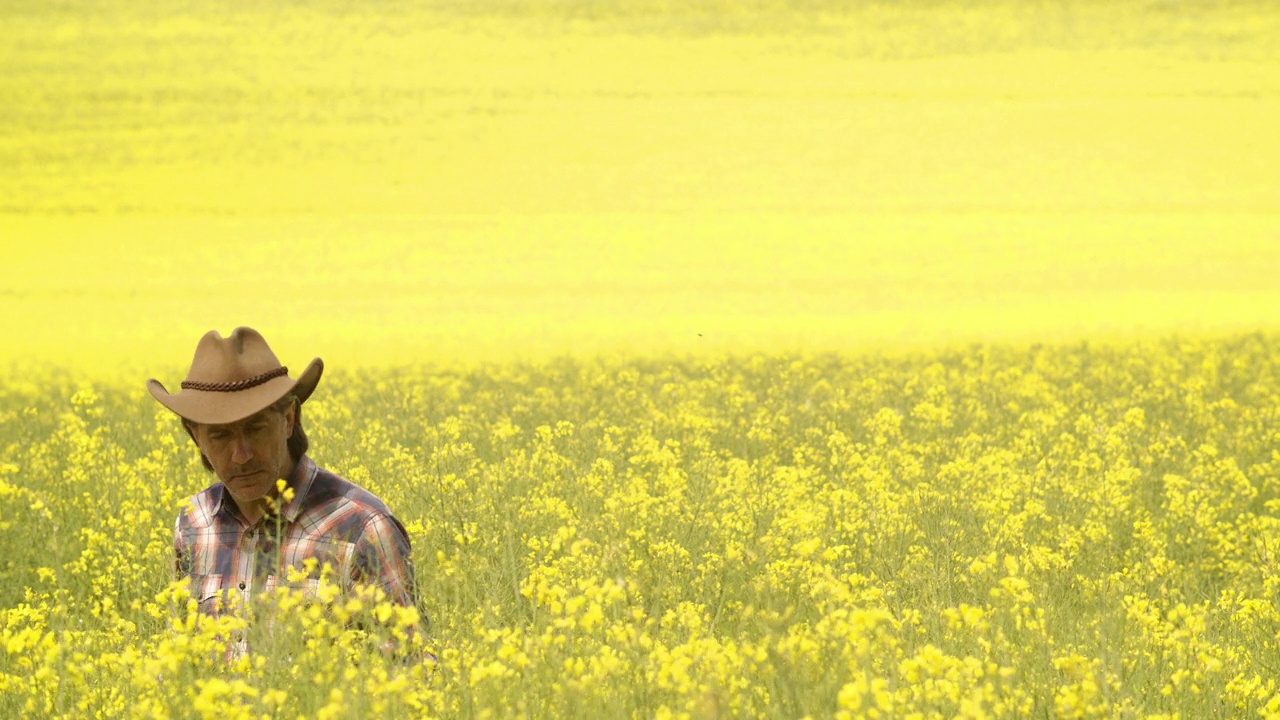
284, 401, 297, 438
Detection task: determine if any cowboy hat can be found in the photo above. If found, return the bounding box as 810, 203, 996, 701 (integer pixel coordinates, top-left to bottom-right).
148, 327, 323, 425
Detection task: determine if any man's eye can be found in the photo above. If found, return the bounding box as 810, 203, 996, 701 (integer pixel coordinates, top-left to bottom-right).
210, 432, 229, 441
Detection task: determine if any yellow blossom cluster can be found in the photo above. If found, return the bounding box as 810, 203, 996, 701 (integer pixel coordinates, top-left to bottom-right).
4, 333, 1280, 717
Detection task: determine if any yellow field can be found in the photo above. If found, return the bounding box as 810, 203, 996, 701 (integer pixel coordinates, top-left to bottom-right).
2, 0, 1278, 365
4, 0, 1280, 718
5, 213, 1280, 370
7, 337, 1280, 717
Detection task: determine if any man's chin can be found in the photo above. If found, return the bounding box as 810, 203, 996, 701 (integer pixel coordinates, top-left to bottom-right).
223, 471, 274, 500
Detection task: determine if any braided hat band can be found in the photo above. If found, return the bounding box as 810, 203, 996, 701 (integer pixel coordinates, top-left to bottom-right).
181, 366, 289, 393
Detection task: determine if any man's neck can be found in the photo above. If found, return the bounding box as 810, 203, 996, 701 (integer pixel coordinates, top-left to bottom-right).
231, 494, 273, 527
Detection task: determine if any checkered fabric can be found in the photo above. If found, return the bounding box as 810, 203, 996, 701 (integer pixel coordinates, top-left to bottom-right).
173, 455, 417, 617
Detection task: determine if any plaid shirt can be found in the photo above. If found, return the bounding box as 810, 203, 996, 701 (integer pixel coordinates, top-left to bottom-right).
173, 455, 417, 619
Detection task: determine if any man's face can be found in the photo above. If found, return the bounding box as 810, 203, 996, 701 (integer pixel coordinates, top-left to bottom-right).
190, 404, 296, 507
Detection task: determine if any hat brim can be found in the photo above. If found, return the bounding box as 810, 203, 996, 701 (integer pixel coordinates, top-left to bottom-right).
148, 357, 323, 425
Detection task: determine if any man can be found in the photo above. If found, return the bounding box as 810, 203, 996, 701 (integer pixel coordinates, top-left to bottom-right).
149, 327, 418, 635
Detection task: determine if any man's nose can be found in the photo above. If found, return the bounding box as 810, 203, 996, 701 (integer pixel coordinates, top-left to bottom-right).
231, 435, 253, 464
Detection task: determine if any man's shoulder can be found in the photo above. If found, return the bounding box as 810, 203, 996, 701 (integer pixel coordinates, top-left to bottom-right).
176, 482, 224, 531
306, 465, 398, 525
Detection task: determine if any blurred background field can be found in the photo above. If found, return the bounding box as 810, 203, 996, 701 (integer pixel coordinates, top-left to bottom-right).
1, 0, 1278, 369
5, 3, 1280, 715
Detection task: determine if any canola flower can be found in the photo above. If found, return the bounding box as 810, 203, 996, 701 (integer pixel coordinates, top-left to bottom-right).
3, 333, 1280, 717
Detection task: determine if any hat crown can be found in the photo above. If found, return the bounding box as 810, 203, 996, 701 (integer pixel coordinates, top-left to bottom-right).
186, 327, 283, 385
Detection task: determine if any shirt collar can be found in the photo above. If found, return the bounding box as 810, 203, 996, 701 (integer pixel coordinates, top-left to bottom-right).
279, 455, 317, 523
214, 455, 317, 525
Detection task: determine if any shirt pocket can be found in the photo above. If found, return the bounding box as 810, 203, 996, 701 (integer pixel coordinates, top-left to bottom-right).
196, 573, 227, 616
287, 537, 357, 581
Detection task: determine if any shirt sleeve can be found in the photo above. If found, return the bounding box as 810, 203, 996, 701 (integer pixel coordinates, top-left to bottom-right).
351, 513, 417, 609
173, 510, 192, 580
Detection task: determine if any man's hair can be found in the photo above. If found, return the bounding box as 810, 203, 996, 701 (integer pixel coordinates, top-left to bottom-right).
184, 394, 309, 473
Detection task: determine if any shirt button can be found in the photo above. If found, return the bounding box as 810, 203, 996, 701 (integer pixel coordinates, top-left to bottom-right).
238, 582, 246, 590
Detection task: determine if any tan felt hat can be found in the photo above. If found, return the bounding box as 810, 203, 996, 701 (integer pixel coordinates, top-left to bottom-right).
148, 327, 322, 425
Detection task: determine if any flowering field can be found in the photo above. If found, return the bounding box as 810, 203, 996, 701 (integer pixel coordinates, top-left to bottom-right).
4, 333, 1280, 718
3, 0, 1279, 364
4, 0, 1280, 717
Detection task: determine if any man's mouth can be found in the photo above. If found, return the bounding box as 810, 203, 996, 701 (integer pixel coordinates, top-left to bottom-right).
231, 470, 266, 481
